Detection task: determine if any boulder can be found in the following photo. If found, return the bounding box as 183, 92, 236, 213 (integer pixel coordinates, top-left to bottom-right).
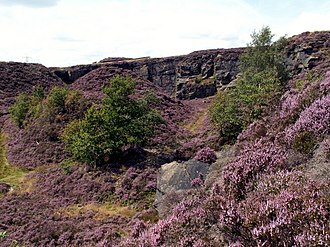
155, 159, 210, 217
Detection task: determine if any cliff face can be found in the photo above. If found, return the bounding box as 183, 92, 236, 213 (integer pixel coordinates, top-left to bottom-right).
285, 31, 330, 77
53, 31, 330, 100
54, 48, 244, 100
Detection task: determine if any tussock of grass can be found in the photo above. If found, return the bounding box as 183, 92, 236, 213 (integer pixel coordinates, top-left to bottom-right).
56, 203, 137, 220
0, 134, 29, 188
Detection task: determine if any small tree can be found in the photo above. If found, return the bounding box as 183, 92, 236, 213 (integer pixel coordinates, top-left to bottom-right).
211, 26, 288, 142
9, 93, 30, 128
62, 76, 164, 166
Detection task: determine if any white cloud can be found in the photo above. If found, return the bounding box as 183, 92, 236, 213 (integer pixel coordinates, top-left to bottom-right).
0, 0, 329, 67
0, 0, 59, 8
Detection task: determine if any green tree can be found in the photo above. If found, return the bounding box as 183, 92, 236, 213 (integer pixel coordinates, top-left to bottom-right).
62, 76, 164, 166
9, 93, 30, 128
211, 26, 288, 142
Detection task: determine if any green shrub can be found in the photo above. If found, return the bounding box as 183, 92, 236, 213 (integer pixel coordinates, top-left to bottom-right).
46, 86, 69, 117
31, 85, 45, 100
211, 89, 243, 143
64, 90, 87, 115
211, 26, 288, 142
62, 76, 164, 166
9, 93, 30, 128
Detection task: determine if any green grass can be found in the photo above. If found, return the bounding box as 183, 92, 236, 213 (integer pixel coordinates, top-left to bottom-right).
0, 134, 28, 188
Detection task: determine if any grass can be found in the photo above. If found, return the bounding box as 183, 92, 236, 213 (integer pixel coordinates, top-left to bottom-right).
0, 134, 29, 189
184, 110, 209, 134
56, 202, 137, 221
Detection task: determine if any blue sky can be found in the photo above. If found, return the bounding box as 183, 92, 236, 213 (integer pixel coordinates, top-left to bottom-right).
0, 0, 329, 66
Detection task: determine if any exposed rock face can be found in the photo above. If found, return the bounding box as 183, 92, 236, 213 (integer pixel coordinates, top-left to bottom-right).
54, 48, 244, 100
155, 159, 209, 217
176, 49, 243, 99
304, 138, 330, 183
285, 31, 330, 77
52, 31, 330, 100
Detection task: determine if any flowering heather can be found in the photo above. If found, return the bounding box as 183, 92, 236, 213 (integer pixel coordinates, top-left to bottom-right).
120, 194, 215, 247
113, 167, 157, 207
194, 147, 217, 164
285, 94, 330, 143
191, 177, 204, 188
239, 171, 330, 246
279, 89, 304, 119
223, 138, 287, 199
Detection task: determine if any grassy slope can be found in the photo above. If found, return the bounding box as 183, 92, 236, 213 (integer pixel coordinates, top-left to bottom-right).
0, 134, 28, 188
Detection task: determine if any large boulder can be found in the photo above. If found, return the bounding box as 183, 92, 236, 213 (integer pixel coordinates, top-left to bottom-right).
155, 159, 210, 217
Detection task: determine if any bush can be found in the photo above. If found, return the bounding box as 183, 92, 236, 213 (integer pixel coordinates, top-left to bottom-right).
45, 87, 69, 121
9, 93, 30, 128
211, 26, 287, 143
194, 147, 217, 164
62, 76, 164, 166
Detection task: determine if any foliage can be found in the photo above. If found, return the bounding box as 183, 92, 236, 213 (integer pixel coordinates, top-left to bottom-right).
6, 86, 88, 168
62, 76, 164, 166
239, 26, 287, 82
9, 85, 87, 128
9, 93, 30, 128
211, 26, 288, 142
9, 86, 46, 128
44, 86, 69, 122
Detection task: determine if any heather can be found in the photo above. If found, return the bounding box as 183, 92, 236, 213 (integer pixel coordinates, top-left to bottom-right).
4, 86, 88, 169
0, 162, 159, 246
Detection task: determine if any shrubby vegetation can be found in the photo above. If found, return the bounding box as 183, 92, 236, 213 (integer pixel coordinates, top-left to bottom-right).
62, 76, 164, 166
9, 93, 30, 128
9, 85, 87, 128
211, 26, 288, 142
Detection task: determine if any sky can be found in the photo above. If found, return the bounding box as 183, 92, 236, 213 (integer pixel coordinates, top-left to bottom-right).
0, 0, 329, 67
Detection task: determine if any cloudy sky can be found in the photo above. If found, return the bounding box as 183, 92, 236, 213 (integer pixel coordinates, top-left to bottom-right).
0, 0, 329, 67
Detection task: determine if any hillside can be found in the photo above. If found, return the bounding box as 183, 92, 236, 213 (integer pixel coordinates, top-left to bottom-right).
0, 30, 329, 246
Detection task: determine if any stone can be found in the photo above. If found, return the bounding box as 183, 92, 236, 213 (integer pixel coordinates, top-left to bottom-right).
155, 159, 210, 217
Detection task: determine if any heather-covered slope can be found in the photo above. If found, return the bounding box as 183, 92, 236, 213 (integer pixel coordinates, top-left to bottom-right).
120, 68, 330, 247
0, 62, 64, 126
0, 31, 330, 246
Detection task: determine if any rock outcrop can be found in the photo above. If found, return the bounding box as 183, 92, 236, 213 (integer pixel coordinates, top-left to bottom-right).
155, 159, 210, 217
285, 31, 330, 77
53, 48, 244, 100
